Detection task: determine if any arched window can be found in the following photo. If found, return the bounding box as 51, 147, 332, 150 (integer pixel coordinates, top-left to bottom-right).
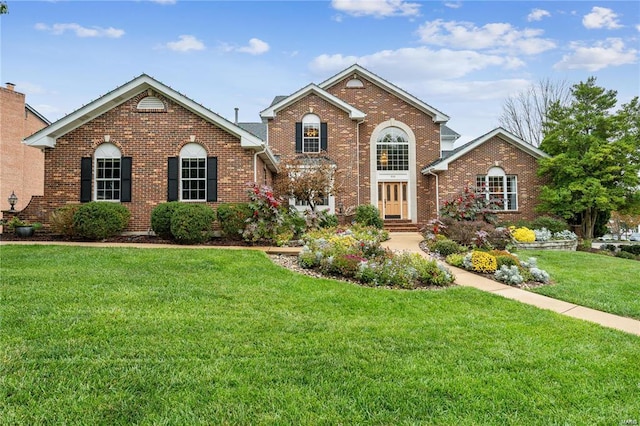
376, 127, 409, 171
94, 143, 122, 201
180, 143, 207, 201
476, 167, 518, 211
302, 114, 321, 153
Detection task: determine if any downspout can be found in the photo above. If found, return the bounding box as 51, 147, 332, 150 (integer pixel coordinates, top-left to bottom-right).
356, 119, 364, 205
428, 170, 440, 218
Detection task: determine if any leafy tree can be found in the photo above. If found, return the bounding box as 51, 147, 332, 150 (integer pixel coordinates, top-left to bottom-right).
538, 77, 640, 239
498, 78, 572, 146
274, 155, 339, 212
0, 2, 8, 14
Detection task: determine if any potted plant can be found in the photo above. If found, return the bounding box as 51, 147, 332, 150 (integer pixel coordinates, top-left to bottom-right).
2, 216, 42, 237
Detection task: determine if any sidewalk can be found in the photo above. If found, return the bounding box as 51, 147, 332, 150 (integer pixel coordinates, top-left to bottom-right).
382, 232, 640, 336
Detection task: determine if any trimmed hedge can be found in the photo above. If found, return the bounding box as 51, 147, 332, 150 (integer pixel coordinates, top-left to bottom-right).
170, 204, 216, 244
151, 202, 183, 239
73, 202, 130, 240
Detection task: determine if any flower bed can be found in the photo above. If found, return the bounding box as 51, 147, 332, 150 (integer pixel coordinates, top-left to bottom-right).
299, 225, 455, 289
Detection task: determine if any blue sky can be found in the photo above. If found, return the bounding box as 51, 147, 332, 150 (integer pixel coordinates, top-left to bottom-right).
1, 0, 638, 143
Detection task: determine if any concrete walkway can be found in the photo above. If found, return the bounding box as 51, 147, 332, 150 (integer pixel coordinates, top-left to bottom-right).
382, 232, 640, 336
3, 235, 639, 336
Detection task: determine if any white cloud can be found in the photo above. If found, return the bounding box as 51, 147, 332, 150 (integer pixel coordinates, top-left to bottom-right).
150, 0, 176, 4
527, 8, 550, 22
35, 23, 124, 38
444, 2, 461, 9
417, 19, 556, 55
583, 7, 622, 30
331, 0, 421, 18
310, 46, 524, 80
237, 38, 270, 55
165, 35, 205, 52
554, 38, 637, 71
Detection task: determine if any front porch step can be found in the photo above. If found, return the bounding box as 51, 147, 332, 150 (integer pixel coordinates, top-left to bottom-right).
383, 220, 420, 233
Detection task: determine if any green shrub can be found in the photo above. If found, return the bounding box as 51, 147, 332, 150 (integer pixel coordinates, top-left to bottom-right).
445, 253, 465, 268
216, 202, 252, 240
600, 243, 617, 252
170, 204, 216, 244
620, 245, 640, 256
431, 239, 464, 256
530, 216, 568, 234
354, 205, 383, 229
49, 204, 81, 237
150, 202, 183, 239
73, 202, 130, 240
616, 251, 637, 260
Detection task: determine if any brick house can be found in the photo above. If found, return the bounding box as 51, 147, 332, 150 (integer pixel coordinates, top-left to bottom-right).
1, 83, 50, 213
21, 65, 548, 233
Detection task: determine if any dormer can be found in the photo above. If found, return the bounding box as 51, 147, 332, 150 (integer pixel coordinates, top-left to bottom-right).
440, 125, 461, 158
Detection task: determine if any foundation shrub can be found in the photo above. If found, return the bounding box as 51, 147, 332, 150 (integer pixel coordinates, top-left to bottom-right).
169, 204, 216, 244
49, 204, 81, 237
150, 202, 183, 239
216, 202, 252, 240
354, 205, 384, 229
73, 202, 130, 240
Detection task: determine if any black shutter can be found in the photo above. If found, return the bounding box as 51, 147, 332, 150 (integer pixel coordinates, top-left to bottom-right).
80, 157, 92, 202
295, 122, 302, 153
207, 157, 218, 202
120, 157, 132, 202
167, 157, 179, 201
320, 122, 328, 151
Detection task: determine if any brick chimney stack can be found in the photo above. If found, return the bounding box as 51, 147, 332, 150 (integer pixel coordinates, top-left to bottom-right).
5, 82, 15, 91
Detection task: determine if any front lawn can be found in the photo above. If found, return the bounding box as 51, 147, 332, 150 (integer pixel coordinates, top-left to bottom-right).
2, 245, 639, 424
521, 250, 640, 319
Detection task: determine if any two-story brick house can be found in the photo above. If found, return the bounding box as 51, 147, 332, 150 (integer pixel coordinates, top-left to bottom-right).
21, 64, 548, 233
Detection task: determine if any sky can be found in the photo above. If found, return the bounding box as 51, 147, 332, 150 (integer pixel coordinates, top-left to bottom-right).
1, 0, 639, 144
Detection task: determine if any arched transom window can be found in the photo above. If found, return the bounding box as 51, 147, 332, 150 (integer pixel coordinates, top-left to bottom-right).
94, 143, 121, 201
180, 143, 207, 201
376, 127, 409, 171
476, 167, 518, 211
302, 114, 321, 153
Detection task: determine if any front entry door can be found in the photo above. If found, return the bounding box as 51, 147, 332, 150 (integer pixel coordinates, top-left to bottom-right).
378, 182, 407, 219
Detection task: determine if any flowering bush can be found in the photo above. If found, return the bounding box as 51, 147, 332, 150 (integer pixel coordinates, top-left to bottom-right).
440, 183, 500, 224
470, 251, 498, 273
511, 226, 535, 243
242, 183, 288, 244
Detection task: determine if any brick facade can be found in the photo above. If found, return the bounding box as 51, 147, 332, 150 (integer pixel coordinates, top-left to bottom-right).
0, 84, 48, 213
19, 66, 548, 234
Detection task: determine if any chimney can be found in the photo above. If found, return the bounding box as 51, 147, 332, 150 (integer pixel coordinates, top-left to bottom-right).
234, 107, 239, 125
5, 82, 15, 91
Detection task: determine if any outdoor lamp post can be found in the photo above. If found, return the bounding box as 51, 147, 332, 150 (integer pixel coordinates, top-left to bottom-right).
8, 191, 17, 211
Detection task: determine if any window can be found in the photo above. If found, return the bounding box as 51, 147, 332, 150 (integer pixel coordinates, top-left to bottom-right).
476, 167, 518, 211
302, 114, 320, 153
180, 143, 207, 201
376, 127, 409, 171
94, 143, 121, 201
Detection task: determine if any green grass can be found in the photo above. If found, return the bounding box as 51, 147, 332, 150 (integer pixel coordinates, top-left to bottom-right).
521, 250, 640, 319
1, 245, 639, 425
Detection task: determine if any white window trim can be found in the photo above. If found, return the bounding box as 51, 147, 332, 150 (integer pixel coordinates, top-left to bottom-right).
302, 113, 321, 153
477, 167, 518, 211
179, 143, 207, 202
94, 143, 122, 202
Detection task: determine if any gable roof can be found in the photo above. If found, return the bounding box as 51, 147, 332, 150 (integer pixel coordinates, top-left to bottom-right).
421, 127, 549, 174
259, 83, 366, 120
319, 64, 449, 124
23, 74, 269, 154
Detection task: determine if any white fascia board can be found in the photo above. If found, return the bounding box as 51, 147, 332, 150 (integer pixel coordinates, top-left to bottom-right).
260, 84, 365, 120
319, 64, 450, 123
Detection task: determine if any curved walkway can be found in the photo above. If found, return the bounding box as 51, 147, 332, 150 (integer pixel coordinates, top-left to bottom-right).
382, 232, 640, 336
3, 235, 639, 336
